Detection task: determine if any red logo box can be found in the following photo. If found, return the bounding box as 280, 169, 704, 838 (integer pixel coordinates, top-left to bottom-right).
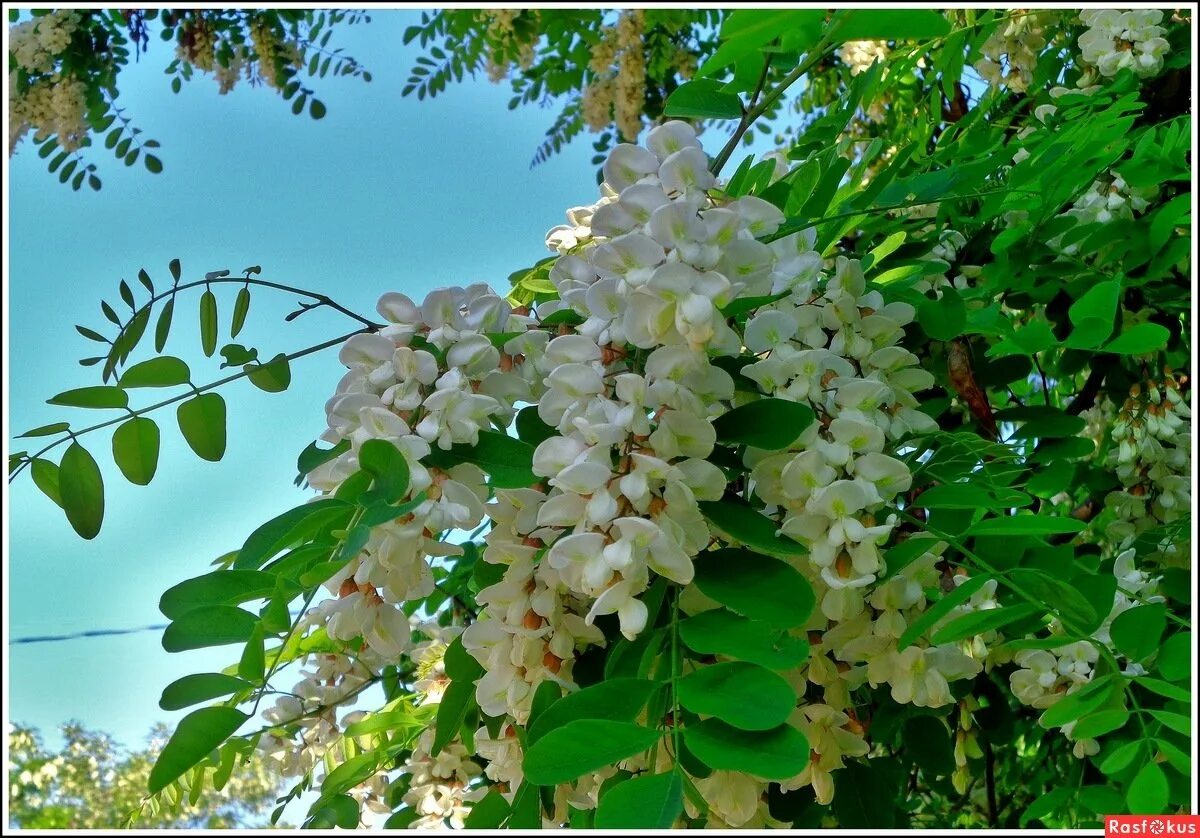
1106, 816, 1200, 836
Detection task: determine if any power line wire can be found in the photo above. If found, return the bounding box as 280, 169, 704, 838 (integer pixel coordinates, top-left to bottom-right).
9, 624, 168, 645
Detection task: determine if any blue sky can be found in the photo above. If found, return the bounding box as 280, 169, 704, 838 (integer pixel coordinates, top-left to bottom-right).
5, 11, 614, 750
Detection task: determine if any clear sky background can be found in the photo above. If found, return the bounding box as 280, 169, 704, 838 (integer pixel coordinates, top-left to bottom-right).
5, 10, 619, 751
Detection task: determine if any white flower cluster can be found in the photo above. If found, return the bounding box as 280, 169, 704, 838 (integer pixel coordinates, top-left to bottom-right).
838, 40, 889, 76
261, 118, 1183, 824
975, 11, 1056, 92
257, 652, 376, 778
399, 729, 484, 830
1103, 374, 1192, 544
1078, 9, 1170, 78
8, 11, 87, 154
8, 10, 80, 73
1008, 547, 1166, 759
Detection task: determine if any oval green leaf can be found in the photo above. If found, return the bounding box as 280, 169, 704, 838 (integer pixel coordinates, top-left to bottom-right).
678, 662, 796, 731
162, 605, 259, 652
594, 771, 683, 829
712, 398, 815, 450
111, 417, 160, 485
528, 678, 662, 745
523, 720, 662, 785
59, 442, 105, 539
148, 706, 247, 793
683, 719, 809, 780
177, 393, 227, 462
47, 385, 128, 409
159, 673, 254, 711
691, 548, 814, 628
119, 356, 191, 388
200, 289, 218, 357
246, 353, 291, 393
678, 608, 809, 670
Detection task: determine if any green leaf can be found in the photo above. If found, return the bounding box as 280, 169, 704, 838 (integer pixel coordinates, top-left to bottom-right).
683, 719, 809, 780
239, 623, 266, 682
1126, 761, 1169, 815
1099, 739, 1143, 775
463, 790, 511, 829
678, 662, 796, 731
1103, 322, 1170, 355
1110, 604, 1167, 662
58, 442, 104, 539
528, 678, 662, 745
832, 760, 902, 828
119, 356, 191, 388
434, 640, 477, 688
159, 569, 281, 619
159, 673, 254, 711
424, 430, 536, 488
245, 353, 291, 393
148, 706, 247, 793
678, 608, 809, 670
235, 498, 353, 569
155, 299, 174, 352
1071, 707, 1130, 739
47, 385, 129, 409
18, 422, 71, 438
296, 439, 350, 478
177, 393, 227, 462
1156, 632, 1191, 682
111, 417, 160, 485
912, 483, 1032, 509
523, 720, 662, 785
1134, 677, 1189, 702
833, 9, 950, 40
1019, 785, 1072, 827
1039, 675, 1118, 728
918, 287, 966, 341
929, 603, 1043, 645
1005, 569, 1099, 630
594, 771, 683, 829
965, 515, 1087, 537
231, 287, 251, 338
358, 438, 411, 503
162, 605, 260, 652
663, 80, 743, 120
897, 574, 991, 650
698, 500, 808, 558
432, 679, 475, 756
310, 98, 327, 119
903, 716, 955, 777
692, 548, 814, 628
1066, 279, 1119, 348
1147, 710, 1190, 736
995, 406, 1088, 439
322, 754, 380, 797
515, 406, 556, 447
169, 258, 182, 283
144, 154, 163, 174
30, 458, 63, 509
712, 398, 815, 450
199, 290, 218, 357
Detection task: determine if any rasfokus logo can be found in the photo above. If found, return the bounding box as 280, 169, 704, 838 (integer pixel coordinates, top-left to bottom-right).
1106, 816, 1200, 835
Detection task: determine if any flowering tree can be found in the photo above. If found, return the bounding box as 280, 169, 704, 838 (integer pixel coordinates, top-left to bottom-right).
7, 8, 370, 190
7, 721, 282, 828
8, 8, 1193, 830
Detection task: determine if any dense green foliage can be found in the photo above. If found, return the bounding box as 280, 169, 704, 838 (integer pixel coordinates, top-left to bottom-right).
7, 721, 282, 828
8, 7, 1194, 830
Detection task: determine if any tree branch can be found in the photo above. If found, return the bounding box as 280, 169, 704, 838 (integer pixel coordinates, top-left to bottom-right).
10, 327, 372, 481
